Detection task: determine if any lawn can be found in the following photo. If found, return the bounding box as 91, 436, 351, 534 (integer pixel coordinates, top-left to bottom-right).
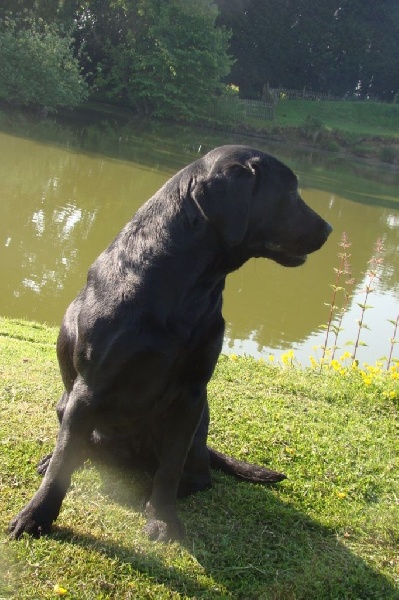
274, 99, 399, 139
1, 318, 398, 599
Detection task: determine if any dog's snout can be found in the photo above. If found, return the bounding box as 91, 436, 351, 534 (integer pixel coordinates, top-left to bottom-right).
325, 222, 333, 237
317, 220, 333, 250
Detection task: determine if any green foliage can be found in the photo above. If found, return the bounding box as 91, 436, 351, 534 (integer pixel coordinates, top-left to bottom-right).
2, 0, 398, 123
0, 18, 88, 111
93, 0, 232, 122
216, 0, 399, 101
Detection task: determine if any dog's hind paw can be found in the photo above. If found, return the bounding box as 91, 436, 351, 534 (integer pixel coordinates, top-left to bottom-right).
36, 453, 53, 476
144, 501, 186, 542
143, 517, 185, 542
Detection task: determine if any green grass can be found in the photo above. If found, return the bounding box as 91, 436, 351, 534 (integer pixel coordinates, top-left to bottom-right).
1, 318, 398, 599
222, 96, 399, 163
274, 99, 399, 139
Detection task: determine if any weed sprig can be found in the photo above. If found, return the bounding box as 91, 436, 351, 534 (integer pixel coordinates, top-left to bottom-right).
320, 232, 354, 367
319, 233, 397, 371
387, 313, 399, 371
352, 238, 384, 363
267, 233, 399, 402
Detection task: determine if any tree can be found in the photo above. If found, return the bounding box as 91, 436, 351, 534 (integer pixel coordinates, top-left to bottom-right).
2, 0, 397, 108
216, 0, 399, 100
93, 0, 232, 120
1, 1, 232, 120
0, 17, 88, 110
333, 0, 399, 100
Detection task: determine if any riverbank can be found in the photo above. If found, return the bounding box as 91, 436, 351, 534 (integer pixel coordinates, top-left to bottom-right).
1, 317, 398, 599
79, 97, 399, 166
229, 99, 399, 167
85, 97, 399, 166
1, 98, 399, 169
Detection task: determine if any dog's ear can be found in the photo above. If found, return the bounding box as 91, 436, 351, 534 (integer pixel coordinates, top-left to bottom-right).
190, 162, 257, 246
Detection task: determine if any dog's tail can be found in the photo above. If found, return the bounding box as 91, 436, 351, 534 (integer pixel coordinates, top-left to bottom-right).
208, 447, 286, 483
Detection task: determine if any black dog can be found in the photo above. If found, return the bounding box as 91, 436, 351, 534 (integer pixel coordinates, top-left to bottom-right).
9, 145, 332, 542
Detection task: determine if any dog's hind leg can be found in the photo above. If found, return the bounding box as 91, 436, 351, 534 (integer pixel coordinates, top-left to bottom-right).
178, 400, 212, 498
9, 377, 93, 539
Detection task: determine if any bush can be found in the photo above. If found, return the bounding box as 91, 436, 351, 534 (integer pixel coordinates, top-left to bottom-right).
0, 19, 88, 111
301, 114, 330, 143
94, 0, 231, 123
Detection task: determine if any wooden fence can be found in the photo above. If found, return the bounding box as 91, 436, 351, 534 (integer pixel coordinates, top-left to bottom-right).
269, 86, 342, 101
221, 96, 276, 121
239, 99, 276, 120
222, 85, 362, 122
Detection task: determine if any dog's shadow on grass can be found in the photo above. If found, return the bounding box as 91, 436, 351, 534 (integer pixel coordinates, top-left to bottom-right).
52, 463, 397, 599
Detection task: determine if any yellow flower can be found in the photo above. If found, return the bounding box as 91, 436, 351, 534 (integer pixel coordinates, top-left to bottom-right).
54, 584, 68, 596
230, 354, 238, 361
268, 355, 275, 362
285, 447, 295, 455
281, 349, 295, 366
337, 492, 347, 499
329, 359, 345, 374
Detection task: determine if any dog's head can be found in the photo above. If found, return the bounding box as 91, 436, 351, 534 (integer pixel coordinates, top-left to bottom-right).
188, 145, 332, 267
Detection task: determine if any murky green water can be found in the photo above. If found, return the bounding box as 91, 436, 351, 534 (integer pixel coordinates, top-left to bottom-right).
1, 107, 398, 365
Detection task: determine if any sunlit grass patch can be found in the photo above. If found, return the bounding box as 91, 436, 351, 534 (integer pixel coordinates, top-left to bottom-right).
1, 318, 398, 599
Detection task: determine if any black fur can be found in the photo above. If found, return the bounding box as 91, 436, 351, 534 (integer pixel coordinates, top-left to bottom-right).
9, 145, 332, 541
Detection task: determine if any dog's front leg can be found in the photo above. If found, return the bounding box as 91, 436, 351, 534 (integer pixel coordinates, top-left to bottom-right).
9, 378, 93, 539
144, 387, 206, 542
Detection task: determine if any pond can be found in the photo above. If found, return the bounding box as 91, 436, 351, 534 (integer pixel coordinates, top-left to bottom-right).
1, 107, 398, 366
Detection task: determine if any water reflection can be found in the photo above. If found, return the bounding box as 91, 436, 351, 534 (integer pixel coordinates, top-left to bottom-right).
1, 108, 398, 366
223, 186, 399, 364
1, 128, 167, 321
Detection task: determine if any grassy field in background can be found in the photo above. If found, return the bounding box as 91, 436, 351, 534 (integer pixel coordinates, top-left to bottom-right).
230, 98, 399, 163
273, 99, 399, 139
1, 317, 398, 599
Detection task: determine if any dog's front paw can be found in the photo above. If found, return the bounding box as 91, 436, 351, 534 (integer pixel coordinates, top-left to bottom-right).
36, 453, 53, 476
9, 505, 53, 540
